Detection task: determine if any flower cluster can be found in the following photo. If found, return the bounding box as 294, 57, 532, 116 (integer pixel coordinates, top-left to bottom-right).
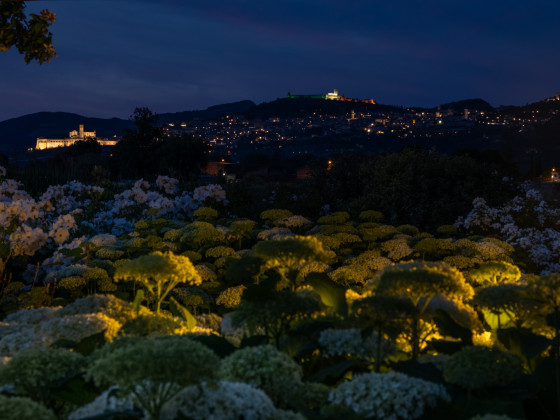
382, 238, 413, 261
48, 213, 77, 244
318, 328, 395, 360
161, 381, 278, 420
456, 186, 560, 273
193, 184, 228, 205
329, 371, 450, 420
218, 345, 303, 406
68, 387, 136, 420
8, 225, 48, 256
0, 295, 150, 356
155, 175, 179, 195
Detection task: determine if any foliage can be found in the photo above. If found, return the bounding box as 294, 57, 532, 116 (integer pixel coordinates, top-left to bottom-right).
0, 347, 85, 407
373, 261, 474, 306
252, 235, 333, 290
114, 251, 201, 313
371, 261, 474, 359
233, 287, 321, 347
218, 345, 303, 406
317, 212, 350, 225
260, 209, 293, 224
88, 336, 219, 419
0, 0, 57, 63
474, 284, 536, 329
359, 210, 383, 222
468, 261, 521, 287
216, 285, 246, 308
0, 395, 56, 420
443, 346, 523, 389
118, 313, 192, 337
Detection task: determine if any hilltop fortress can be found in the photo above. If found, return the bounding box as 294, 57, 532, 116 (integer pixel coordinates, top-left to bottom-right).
287, 89, 376, 104
36, 125, 119, 150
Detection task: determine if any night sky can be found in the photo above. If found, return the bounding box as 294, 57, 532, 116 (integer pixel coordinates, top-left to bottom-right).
2, 0, 559, 121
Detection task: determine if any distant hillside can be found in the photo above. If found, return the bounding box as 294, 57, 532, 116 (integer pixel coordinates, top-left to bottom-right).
0, 112, 134, 152
0, 100, 257, 152
158, 100, 256, 123
244, 98, 403, 119
429, 98, 494, 112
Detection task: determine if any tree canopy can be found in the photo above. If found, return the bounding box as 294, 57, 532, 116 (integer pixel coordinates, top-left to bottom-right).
0, 1, 56, 64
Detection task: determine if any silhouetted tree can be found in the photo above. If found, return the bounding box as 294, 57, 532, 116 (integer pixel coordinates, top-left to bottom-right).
111, 108, 163, 179
0, 1, 56, 63
155, 133, 211, 180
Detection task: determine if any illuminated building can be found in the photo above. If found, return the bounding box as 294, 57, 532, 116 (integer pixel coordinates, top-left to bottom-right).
35, 125, 119, 150
325, 89, 340, 100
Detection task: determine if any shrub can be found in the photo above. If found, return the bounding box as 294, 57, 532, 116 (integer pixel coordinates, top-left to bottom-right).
219, 345, 302, 406
0, 395, 56, 420
444, 346, 523, 389
88, 336, 219, 420
0, 348, 85, 407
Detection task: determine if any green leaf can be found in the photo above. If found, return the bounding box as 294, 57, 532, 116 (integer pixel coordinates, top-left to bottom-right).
0, 242, 10, 259
432, 309, 473, 343
169, 296, 196, 330
306, 273, 348, 317
60, 247, 86, 260
308, 360, 356, 384
482, 308, 515, 330
497, 328, 552, 360
52, 375, 98, 406
190, 335, 236, 358
545, 312, 560, 330
240, 335, 269, 348
132, 289, 144, 312
391, 359, 444, 383
74, 331, 107, 356
429, 339, 465, 355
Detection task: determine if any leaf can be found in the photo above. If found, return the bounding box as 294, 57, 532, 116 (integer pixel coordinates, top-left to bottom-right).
74, 331, 107, 356
49, 338, 77, 350
305, 273, 348, 317
190, 335, 236, 358
429, 339, 465, 355
391, 359, 444, 383
482, 308, 515, 330
52, 375, 98, 406
60, 247, 85, 260
169, 296, 196, 331
545, 312, 560, 330
432, 309, 473, 343
308, 360, 356, 384
132, 289, 144, 312
497, 328, 552, 360
0, 242, 10, 259
241, 335, 269, 348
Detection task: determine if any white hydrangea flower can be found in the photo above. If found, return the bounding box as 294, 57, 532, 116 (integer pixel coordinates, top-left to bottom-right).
329, 371, 449, 420
68, 387, 136, 420
161, 381, 278, 420
8, 224, 48, 256
319, 328, 395, 360
155, 175, 179, 195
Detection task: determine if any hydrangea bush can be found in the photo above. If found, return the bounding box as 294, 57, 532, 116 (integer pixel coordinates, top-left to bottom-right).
329, 371, 450, 420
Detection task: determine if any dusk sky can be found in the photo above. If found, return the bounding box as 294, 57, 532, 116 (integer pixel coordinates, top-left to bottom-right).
2, 0, 559, 121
